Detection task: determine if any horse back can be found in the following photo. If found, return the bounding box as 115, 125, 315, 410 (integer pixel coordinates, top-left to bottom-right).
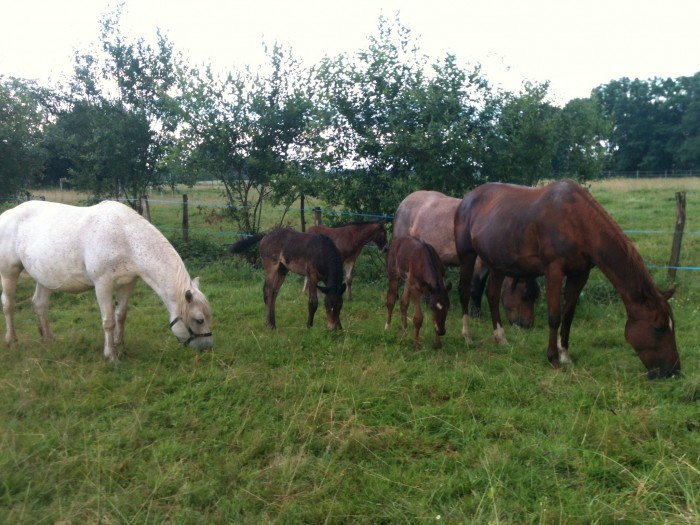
262, 229, 344, 289
388, 236, 446, 292
455, 180, 594, 276
308, 221, 385, 260
394, 190, 460, 266
0, 200, 162, 291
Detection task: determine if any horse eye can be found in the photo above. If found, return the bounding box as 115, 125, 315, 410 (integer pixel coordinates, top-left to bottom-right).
653, 325, 666, 335
195, 318, 205, 325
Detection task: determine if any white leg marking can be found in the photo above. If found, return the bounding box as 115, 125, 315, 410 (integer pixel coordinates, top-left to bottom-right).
557, 337, 573, 365
462, 314, 472, 343
494, 323, 508, 345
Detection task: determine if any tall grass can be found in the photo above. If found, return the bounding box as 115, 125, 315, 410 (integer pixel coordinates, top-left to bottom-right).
1, 179, 699, 523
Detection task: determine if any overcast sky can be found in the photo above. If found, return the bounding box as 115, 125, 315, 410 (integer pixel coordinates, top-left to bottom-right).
2, 0, 699, 104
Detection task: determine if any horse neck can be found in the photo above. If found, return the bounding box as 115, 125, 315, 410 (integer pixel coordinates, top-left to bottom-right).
350, 222, 381, 244
421, 243, 444, 292
585, 201, 660, 311
134, 241, 191, 319
323, 258, 344, 289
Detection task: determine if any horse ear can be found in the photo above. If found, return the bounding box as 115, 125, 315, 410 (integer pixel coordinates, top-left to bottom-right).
662, 287, 675, 300
192, 277, 201, 290
318, 285, 329, 295
185, 290, 193, 303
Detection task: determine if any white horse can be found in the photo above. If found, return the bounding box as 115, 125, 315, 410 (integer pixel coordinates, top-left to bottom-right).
0, 200, 213, 361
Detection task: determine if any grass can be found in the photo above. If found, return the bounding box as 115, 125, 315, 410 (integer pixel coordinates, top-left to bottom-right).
1, 179, 699, 523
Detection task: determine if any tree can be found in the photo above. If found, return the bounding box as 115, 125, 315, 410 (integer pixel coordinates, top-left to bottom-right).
482, 82, 559, 186
178, 43, 322, 233
593, 75, 700, 173
317, 16, 492, 215
47, 100, 157, 200
0, 77, 50, 198
552, 96, 611, 181
51, 6, 182, 210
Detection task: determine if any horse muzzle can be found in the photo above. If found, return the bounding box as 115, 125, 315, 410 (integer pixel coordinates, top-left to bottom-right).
647, 361, 681, 380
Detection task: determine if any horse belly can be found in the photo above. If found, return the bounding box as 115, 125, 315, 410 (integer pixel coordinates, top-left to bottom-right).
20, 240, 95, 293
23, 260, 94, 293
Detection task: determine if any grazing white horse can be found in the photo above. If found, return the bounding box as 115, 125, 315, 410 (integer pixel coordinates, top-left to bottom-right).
0, 200, 213, 361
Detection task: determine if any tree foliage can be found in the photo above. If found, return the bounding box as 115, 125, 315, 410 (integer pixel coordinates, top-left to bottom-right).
482, 82, 559, 186
46, 5, 181, 209
594, 73, 700, 172
317, 16, 492, 215
178, 44, 322, 233
7, 9, 694, 226
0, 77, 51, 197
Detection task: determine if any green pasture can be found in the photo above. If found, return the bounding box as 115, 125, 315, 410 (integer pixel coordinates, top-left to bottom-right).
1, 179, 699, 524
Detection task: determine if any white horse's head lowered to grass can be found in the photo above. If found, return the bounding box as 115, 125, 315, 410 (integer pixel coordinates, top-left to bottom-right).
169, 277, 213, 350
0, 200, 214, 361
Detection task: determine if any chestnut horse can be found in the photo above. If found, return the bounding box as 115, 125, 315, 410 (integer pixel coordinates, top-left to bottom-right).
385, 236, 451, 349
230, 228, 346, 330
454, 179, 680, 379
307, 220, 388, 300
393, 190, 539, 328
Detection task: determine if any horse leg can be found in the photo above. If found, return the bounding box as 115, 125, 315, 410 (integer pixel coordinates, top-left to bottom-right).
114, 280, 136, 346
344, 261, 355, 301
410, 286, 424, 349
457, 255, 477, 342
306, 277, 319, 328
486, 270, 508, 345
32, 283, 55, 341
557, 270, 591, 365
470, 268, 488, 318
1, 268, 21, 344
94, 281, 118, 362
263, 264, 287, 329
399, 275, 412, 331
544, 266, 565, 368
385, 272, 399, 330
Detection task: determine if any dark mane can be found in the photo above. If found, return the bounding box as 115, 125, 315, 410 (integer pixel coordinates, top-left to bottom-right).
575, 183, 662, 303
421, 240, 446, 293
313, 233, 345, 290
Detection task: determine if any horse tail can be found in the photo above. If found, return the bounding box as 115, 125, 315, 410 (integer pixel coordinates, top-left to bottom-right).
229, 233, 265, 254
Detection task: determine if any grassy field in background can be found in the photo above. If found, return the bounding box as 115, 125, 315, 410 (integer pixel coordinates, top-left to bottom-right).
1, 179, 699, 524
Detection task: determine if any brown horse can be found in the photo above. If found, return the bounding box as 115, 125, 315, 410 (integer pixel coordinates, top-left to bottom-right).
230, 228, 346, 330
385, 236, 451, 349
307, 220, 388, 300
454, 179, 680, 379
393, 190, 539, 328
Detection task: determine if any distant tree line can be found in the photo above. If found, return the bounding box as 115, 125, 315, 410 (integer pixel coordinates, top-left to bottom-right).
1, 8, 698, 231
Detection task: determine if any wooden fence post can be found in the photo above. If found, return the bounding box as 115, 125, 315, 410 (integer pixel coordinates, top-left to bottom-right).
668, 191, 686, 280
313, 207, 322, 227
182, 194, 189, 243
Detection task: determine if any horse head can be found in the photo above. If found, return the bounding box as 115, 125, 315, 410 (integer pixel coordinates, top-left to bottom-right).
372, 221, 389, 251
624, 289, 680, 379
502, 277, 540, 328
427, 281, 451, 348
318, 283, 347, 331
170, 277, 213, 350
